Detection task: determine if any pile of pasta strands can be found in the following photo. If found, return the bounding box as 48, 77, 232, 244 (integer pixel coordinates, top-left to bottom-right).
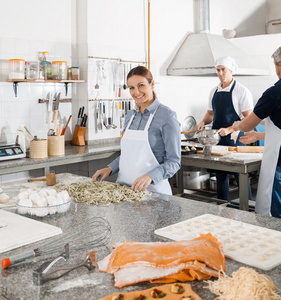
55, 181, 150, 205
206, 267, 281, 300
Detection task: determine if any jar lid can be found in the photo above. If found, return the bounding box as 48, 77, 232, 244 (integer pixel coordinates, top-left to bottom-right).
40, 61, 51, 65
9, 59, 25, 62
42, 51, 49, 54
52, 61, 67, 64
71, 66, 79, 69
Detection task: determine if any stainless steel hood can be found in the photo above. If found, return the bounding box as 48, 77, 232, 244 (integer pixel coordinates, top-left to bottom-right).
167, 0, 269, 76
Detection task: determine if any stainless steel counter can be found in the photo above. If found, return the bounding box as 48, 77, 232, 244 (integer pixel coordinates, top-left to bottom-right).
0, 173, 280, 300
178, 152, 262, 211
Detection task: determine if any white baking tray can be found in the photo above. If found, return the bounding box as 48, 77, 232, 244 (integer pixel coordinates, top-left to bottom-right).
154, 214, 281, 270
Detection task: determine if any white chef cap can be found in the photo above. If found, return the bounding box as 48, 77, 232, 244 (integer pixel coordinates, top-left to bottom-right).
215, 56, 238, 75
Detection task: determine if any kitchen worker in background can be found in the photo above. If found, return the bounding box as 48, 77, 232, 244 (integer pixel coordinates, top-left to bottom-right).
238, 131, 281, 218
92, 66, 181, 195
233, 46, 281, 217
196, 56, 253, 200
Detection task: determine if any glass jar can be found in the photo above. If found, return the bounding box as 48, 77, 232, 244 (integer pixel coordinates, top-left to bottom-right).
40, 61, 52, 80
29, 61, 40, 79
71, 67, 80, 80
8, 59, 25, 79
67, 67, 72, 80
38, 51, 49, 62
52, 61, 67, 80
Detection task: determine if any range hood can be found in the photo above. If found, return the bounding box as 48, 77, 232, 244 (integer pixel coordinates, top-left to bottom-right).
167, 0, 269, 76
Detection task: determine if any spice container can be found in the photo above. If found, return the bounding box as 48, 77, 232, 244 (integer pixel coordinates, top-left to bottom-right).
38, 51, 49, 62
52, 61, 67, 80
9, 59, 25, 79
67, 67, 72, 80
40, 61, 52, 80
29, 61, 40, 79
71, 67, 80, 80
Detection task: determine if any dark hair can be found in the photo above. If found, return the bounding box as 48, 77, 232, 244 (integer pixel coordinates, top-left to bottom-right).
127, 66, 156, 99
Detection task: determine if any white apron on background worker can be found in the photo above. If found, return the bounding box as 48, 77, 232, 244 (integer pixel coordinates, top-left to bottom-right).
256, 117, 281, 215
117, 108, 172, 195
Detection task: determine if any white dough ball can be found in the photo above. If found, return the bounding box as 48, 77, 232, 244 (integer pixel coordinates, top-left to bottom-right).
47, 188, 57, 196
18, 198, 33, 207
20, 188, 33, 195
0, 193, 10, 204
39, 189, 48, 198
57, 191, 69, 202
46, 195, 56, 206
0, 188, 3, 193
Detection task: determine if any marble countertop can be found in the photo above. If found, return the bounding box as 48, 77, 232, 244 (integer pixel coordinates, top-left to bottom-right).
1, 173, 281, 300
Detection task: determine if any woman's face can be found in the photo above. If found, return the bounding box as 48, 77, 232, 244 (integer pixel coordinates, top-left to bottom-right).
127, 75, 154, 107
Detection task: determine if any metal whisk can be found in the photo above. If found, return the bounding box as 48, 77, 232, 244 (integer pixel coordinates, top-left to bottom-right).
2, 217, 111, 269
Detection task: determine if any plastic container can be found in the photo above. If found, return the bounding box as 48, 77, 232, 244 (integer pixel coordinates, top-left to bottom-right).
40, 61, 52, 80
71, 67, 80, 80
52, 61, 67, 80
8, 59, 25, 79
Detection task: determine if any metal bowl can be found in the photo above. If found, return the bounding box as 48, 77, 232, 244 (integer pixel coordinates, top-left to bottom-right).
197, 129, 220, 146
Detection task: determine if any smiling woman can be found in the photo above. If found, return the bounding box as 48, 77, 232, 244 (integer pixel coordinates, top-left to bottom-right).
92, 66, 181, 195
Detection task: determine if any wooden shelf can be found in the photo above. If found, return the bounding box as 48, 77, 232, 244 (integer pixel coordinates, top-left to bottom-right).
6, 79, 85, 97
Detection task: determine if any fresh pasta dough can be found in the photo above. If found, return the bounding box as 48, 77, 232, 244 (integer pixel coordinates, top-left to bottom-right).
55, 181, 150, 205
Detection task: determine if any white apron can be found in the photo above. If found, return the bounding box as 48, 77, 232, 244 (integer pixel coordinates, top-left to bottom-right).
116, 109, 172, 195
255, 117, 281, 215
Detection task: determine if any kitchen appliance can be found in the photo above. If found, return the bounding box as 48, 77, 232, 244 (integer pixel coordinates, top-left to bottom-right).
167, 0, 268, 76
0, 144, 25, 161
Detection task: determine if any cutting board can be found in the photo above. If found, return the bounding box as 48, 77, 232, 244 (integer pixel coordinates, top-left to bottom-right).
0, 210, 62, 254
196, 150, 230, 156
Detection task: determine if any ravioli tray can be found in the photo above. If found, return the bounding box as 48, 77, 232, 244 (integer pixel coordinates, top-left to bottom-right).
154, 214, 281, 270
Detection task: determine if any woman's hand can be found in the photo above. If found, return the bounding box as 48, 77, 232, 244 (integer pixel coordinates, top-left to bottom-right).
131, 174, 152, 192
92, 167, 112, 182
217, 126, 234, 136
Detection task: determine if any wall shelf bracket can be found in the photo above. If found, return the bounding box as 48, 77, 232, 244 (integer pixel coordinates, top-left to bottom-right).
13, 81, 19, 97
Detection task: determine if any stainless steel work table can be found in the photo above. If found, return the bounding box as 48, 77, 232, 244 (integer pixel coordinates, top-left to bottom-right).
0, 142, 121, 176
0, 173, 280, 300
178, 152, 263, 211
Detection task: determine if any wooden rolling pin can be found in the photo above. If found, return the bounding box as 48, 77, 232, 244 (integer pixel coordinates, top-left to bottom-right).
228, 146, 264, 153
181, 128, 205, 134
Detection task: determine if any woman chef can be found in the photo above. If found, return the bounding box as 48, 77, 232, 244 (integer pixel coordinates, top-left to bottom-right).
196, 56, 253, 200
233, 47, 281, 217
92, 66, 181, 195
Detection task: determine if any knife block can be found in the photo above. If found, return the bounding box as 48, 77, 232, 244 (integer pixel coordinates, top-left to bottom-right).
71, 125, 86, 146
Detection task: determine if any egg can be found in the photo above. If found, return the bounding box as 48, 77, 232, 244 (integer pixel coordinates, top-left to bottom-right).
35, 196, 47, 207
46, 195, 56, 206
57, 191, 69, 202
39, 189, 48, 198
0, 193, 10, 204
47, 188, 57, 196
18, 191, 30, 200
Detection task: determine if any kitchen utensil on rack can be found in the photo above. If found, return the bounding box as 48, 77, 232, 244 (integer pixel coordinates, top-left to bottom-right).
61, 115, 72, 136
95, 61, 100, 89
1, 217, 111, 269
182, 116, 197, 139
110, 100, 117, 129
33, 244, 96, 285
52, 93, 60, 123
123, 64, 127, 90
97, 101, 103, 131
102, 103, 110, 129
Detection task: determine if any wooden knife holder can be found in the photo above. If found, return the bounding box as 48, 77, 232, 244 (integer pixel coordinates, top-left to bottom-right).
71, 125, 86, 146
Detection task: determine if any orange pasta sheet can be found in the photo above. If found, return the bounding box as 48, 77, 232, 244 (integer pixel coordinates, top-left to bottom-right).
98, 233, 225, 287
